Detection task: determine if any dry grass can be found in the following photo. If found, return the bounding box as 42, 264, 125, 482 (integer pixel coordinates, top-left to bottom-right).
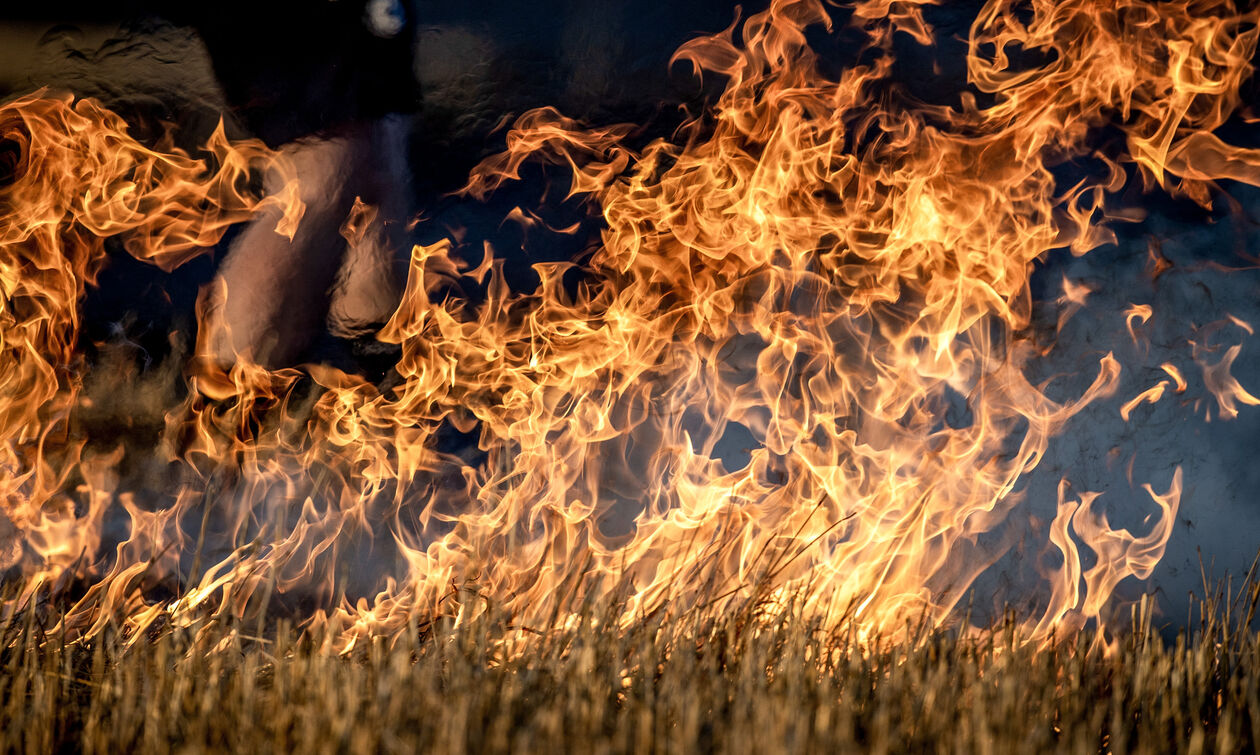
2, 585, 1259, 754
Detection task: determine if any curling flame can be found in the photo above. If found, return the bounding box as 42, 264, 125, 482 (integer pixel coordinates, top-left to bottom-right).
2, 0, 1259, 651
1120, 381, 1169, 422
1161, 362, 1188, 393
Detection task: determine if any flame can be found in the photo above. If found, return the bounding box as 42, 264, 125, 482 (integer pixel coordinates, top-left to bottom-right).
1161, 362, 1188, 393
1124, 303, 1153, 348
0, 91, 301, 631
3, 0, 1260, 651
1120, 381, 1168, 422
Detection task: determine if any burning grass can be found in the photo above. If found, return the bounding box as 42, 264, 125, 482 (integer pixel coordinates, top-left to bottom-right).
4, 583, 1259, 753
5, 2, 1260, 749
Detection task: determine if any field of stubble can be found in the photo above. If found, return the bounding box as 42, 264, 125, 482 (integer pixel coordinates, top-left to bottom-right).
3, 583, 1258, 754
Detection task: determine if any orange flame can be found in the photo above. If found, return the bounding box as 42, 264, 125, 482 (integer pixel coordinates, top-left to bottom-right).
3, 0, 1260, 651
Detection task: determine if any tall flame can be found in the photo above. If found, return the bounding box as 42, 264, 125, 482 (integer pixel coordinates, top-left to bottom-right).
3, 0, 1260, 651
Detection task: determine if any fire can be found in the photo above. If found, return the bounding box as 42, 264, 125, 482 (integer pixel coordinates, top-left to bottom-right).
2, 0, 1259, 652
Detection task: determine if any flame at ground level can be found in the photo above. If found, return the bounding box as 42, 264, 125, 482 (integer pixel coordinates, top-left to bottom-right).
2, 0, 1260, 652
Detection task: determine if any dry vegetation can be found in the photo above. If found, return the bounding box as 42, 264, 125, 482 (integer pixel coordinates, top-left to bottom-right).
2, 583, 1259, 754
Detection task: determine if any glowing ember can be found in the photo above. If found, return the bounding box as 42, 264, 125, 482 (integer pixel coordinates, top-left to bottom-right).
2, 0, 1259, 652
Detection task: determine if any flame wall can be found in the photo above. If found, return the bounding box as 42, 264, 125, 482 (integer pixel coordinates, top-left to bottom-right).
1, 0, 1259, 650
